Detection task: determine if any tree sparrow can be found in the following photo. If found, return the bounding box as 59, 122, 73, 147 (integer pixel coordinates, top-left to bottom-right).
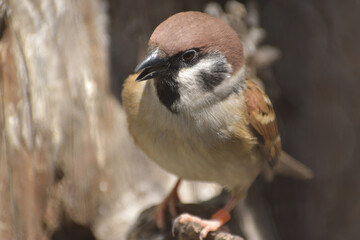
122, 11, 313, 239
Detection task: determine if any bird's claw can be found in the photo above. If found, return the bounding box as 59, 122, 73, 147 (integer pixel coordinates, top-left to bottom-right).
172, 213, 221, 239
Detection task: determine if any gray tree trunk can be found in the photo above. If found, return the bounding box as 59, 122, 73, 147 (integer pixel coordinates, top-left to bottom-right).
0, 0, 151, 239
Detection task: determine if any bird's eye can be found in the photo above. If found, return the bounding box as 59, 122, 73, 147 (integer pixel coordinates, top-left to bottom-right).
182, 49, 197, 62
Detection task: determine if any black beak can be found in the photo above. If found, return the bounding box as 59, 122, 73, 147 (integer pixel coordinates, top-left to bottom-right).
135, 48, 168, 82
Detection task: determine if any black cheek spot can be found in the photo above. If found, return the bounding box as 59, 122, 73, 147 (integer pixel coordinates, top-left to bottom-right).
199, 71, 224, 91
199, 62, 229, 91
154, 78, 180, 113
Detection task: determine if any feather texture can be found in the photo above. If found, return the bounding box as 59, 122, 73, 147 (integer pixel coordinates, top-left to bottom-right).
245, 79, 313, 180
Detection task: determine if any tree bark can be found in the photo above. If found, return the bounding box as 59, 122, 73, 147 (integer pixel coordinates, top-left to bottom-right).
0, 0, 144, 239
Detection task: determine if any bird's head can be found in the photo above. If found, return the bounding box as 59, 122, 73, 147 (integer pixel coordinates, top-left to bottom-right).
135, 11, 245, 113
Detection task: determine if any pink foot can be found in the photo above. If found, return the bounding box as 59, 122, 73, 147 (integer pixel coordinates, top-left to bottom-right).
173, 213, 223, 239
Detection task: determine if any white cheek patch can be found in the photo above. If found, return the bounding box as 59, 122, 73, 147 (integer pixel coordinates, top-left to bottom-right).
177, 57, 221, 91
175, 54, 245, 112
176, 55, 232, 109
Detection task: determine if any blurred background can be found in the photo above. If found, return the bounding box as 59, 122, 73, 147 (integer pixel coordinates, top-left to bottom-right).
0, 0, 359, 240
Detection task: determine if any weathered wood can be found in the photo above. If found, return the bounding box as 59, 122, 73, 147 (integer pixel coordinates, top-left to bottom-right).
0, 0, 140, 239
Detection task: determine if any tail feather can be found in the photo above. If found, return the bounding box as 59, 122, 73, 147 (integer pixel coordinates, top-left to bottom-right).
274, 151, 314, 180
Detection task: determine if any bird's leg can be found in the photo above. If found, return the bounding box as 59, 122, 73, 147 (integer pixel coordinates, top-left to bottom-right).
174, 194, 241, 239
155, 179, 182, 230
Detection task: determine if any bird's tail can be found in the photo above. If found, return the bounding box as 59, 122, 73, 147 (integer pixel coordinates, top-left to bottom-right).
274, 151, 314, 180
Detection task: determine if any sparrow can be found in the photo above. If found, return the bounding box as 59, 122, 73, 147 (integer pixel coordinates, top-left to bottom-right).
122, 11, 313, 239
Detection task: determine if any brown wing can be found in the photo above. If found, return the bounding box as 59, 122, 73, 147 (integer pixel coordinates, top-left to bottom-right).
245, 79, 282, 169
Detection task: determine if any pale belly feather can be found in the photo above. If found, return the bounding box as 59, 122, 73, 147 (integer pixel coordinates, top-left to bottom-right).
129, 88, 263, 191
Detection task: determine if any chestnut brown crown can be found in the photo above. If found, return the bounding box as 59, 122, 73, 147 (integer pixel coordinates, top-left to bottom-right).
149, 11, 244, 72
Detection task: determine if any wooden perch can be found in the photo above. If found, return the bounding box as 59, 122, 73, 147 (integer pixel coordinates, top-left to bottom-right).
173, 221, 243, 240
127, 192, 244, 240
